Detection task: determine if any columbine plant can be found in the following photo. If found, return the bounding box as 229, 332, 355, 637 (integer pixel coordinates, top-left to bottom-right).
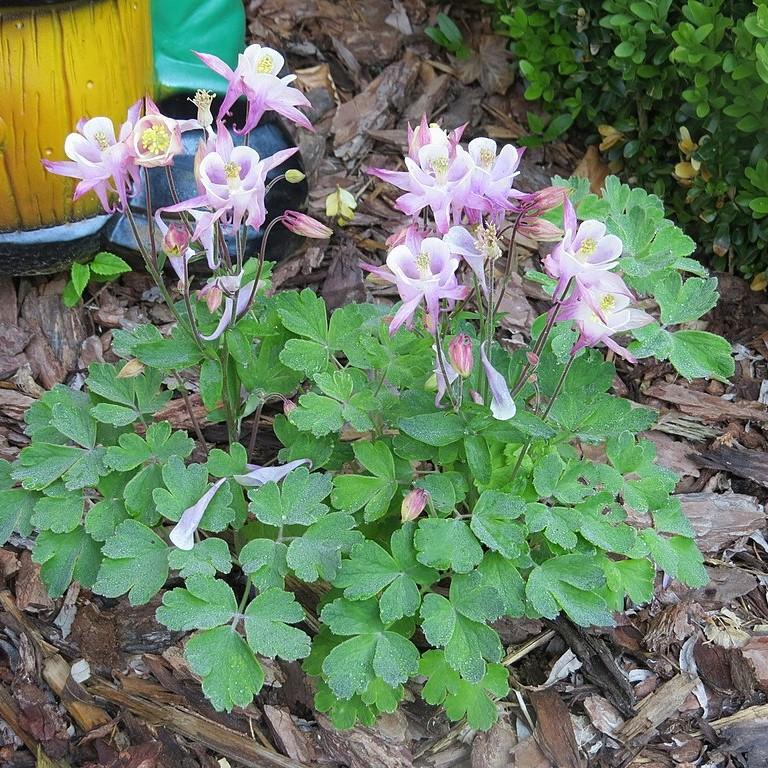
0, 44, 733, 731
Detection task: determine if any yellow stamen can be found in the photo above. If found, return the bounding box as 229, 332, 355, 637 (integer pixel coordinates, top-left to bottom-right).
416, 250, 431, 276
141, 124, 171, 155
93, 131, 110, 151
600, 294, 616, 313
223, 161, 242, 190
256, 54, 275, 74
431, 155, 449, 179
479, 147, 495, 168
578, 237, 597, 257
223, 161, 241, 178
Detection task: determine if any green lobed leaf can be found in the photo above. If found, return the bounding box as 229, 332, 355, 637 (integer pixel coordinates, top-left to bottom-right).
526, 554, 615, 627
168, 538, 233, 578
33, 527, 101, 598
94, 520, 169, 605
286, 512, 364, 582
414, 518, 483, 573
185, 626, 264, 712
470, 491, 528, 560
243, 588, 311, 661
156, 575, 237, 630
248, 467, 331, 527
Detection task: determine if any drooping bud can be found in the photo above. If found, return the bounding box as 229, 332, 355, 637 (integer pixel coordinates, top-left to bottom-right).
401, 488, 429, 522
517, 216, 563, 242
205, 285, 223, 313
470, 390, 484, 405
285, 169, 306, 184
282, 210, 333, 239
283, 398, 297, 416
162, 222, 190, 256
526, 351, 539, 366
529, 186, 567, 214
449, 334, 473, 378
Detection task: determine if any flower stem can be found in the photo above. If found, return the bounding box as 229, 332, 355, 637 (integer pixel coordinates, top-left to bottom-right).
173, 372, 208, 455
508, 351, 576, 484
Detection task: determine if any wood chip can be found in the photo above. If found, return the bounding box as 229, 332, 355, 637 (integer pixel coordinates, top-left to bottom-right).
679, 493, 766, 552
332, 53, 420, 161
530, 688, 585, 768
15, 552, 54, 613
617, 674, 699, 744
695, 445, 768, 488
646, 383, 768, 424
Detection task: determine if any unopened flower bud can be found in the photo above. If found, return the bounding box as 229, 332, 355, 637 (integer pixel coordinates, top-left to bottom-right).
162, 223, 190, 256
205, 285, 223, 313
530, 186, 567, 214
283, 398, 297, 416
470, 390, 484, 405
526, 352, 539, 366
282, 210, 333, 239
401, 488, 429, 522
117, 358, 145, 379
518, 216, 563, 242
285, 169, 306, 184
449, 334, 473, 378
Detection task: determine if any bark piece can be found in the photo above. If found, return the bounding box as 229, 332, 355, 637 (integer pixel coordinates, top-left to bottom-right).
263, 706, 317, 764
646, 383, 768, 423
530, 688, 585, 768
679, 493, 765, 552
551, 618, 634, 717
617, 674, 699, 744
84, 676, 309, 768
15, 552, 54, 613
332, 53, 420, 161
315, 712, 412, 768
471, 718, 517, 768
695, 445, 768, 488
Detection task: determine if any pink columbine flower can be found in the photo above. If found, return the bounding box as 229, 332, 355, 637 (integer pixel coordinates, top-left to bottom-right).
449, 334, 473, 378
368, 142, 477, 233
130, 97, 199, 168
232, 458, 311, 487
161, 122, 298, 239
558, 289, 654, 362
42, 102, 142, 212
542, 199, 623, 299
465, 137, 523, 219
444, 224, 502, 296
480, 342, 517, 420
362, 237, 469, 334
401, 488, 429, 522
282, 210, 333, 239
407, 116, 465, 160
169, 477, 227, 550
195, 44, 313, 134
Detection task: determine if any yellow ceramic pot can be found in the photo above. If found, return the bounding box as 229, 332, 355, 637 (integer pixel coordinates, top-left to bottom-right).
0, 0, 153, 232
